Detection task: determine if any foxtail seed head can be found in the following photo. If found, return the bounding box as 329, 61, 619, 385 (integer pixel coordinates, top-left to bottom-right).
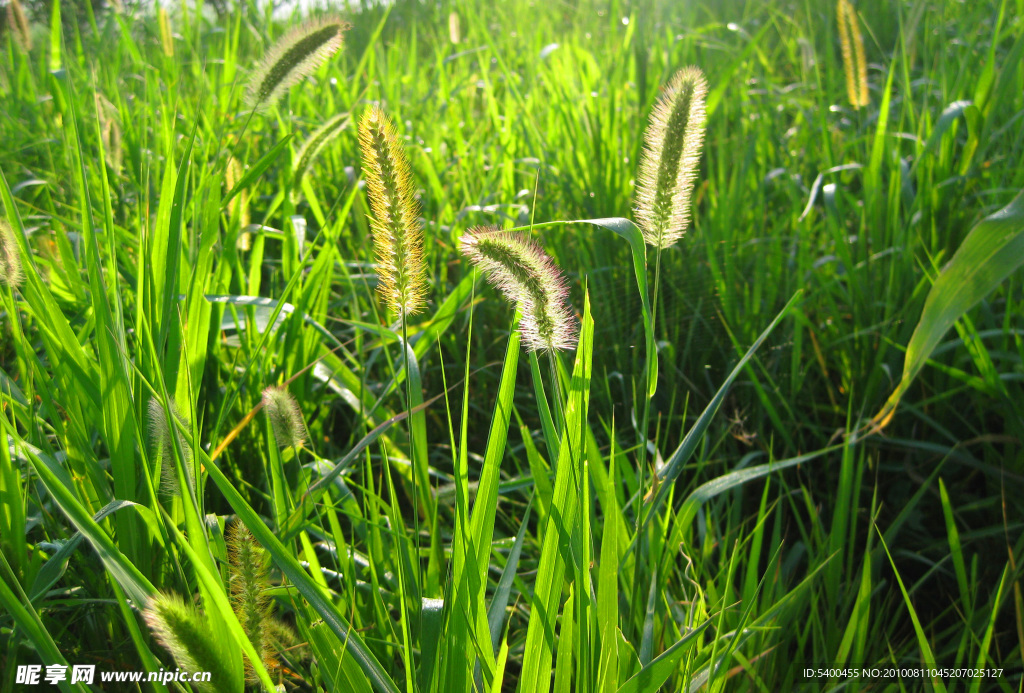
460, 226, 576, 353
293, 113, 350, 187
244, 17, 348, 114
358, 106, 427, 316
227, 522, 275, 684
837, 0, 869, 109
7, 0, 31, 52
95, 94, 123, 175
0, 219, 24, 289
262, 385, 307, 449
157, 6, 174, 58
147, 397, 194, 496
634, 66, 708, 249
143, 592, 232, 693
225, 156, 252, 250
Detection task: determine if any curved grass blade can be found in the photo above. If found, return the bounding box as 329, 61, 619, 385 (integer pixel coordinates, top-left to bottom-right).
29, 499, 142, 602
659, 444, 843, 579
222, 135, 294, 207
615, 619, 712, 693
486, 495, 533, 654
872, 189, 1024, 429
630, 289, 803, 536
3, 426, 156, 607
875, 527, 950, 693
574, 218, 656, 397
909, 100, 978, 176
280, 386, 451, 539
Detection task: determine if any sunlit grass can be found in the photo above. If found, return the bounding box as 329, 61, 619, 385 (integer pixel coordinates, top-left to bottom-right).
1, 0, 1022, 691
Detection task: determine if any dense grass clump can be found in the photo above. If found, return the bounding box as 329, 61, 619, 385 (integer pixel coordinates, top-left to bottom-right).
1, 0, 1023, 692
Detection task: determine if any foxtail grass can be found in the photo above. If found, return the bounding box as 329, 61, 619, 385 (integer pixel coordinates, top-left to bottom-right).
631, 66, 709, 635
95, 94, 123, 175
143, 592, 235, 693
837, 0, 869, 109
358, 105, 427, 317
292, 113, 350, 192
224, 156, 252, 250
6, 0, 31, 52
158, 6, 174, 58
244, 17, 349, 114
0, 219, 23, 289
459, 225, 576, 353
448, 11, 461, 45
634, 66, 708, 250
262, 385, 307, 449
358, 104, 430, 660
148, 397, 194, 496
227, 522, 278, 684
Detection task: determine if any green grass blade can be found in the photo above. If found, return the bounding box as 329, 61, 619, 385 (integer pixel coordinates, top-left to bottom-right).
28, 499, 141, 602
420, 597, 445, 692
486, 496, 533, 654
874, 526, 948, 693
615, 620, 712, 693
4, 427, 155, 606
553, 585, 576, 692
449, 330, 521, 691
222, 134, 294, 206
874, 189, 1024, 427
155, 117, 197, 358
574, 218, 656, 398
0, 552, 87, 693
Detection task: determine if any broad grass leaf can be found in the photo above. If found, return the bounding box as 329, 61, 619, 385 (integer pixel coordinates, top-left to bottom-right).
873, 189, 1024, 429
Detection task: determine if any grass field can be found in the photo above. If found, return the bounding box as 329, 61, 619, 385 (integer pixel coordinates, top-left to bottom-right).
1, 0, 1023, 690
